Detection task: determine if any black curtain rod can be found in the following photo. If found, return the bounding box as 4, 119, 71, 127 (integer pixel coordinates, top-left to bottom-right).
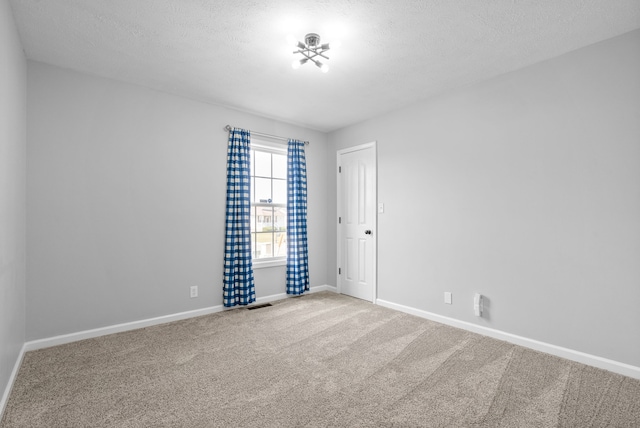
224, 125, 309, 145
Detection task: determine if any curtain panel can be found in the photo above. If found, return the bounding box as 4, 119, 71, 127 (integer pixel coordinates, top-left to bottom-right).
223, 128, 255, 307
286, 139, 310, 295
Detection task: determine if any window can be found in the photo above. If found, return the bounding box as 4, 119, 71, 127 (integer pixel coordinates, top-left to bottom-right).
250, 142, 287, 264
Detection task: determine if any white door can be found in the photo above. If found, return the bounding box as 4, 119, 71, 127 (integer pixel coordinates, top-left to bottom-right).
337, 143, 376, 302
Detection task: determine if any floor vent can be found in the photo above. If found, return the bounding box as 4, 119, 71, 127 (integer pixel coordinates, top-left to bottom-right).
247, 303, 273, 310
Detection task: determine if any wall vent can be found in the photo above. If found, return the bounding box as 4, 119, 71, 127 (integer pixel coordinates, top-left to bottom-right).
247, 303, 273, 310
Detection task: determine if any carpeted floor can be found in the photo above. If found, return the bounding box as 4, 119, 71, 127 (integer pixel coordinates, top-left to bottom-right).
2, 291, 639, 427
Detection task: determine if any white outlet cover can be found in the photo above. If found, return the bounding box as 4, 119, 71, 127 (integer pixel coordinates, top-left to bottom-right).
444, 292, 452, 304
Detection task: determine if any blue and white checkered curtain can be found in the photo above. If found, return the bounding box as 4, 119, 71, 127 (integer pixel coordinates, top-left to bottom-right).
223, 128, 255, 307
286, 139, 310, 295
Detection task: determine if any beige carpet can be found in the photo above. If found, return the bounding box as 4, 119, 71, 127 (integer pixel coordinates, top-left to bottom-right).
2, 292, 639, 427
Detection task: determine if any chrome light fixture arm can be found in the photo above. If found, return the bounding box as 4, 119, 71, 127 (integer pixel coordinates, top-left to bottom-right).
290, 33, 333, 73
295, 47, 330, 62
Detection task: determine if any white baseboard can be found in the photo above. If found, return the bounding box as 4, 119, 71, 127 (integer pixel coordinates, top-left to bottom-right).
25, 284, 336, 352
310, 284, 337, 293
1, 343, 26, 419
229, 284, 335, 308
376, 298, 640, 380
24, 305, 227, 352
253, 284, 336, 304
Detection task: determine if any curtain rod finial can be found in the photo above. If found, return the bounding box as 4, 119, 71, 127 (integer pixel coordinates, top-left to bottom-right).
224, 125, 232, 131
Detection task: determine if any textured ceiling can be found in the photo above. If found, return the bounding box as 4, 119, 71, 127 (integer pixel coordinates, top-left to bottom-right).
9, 0, 640, 132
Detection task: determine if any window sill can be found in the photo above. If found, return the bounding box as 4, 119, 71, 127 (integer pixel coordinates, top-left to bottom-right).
253, 259, 286, 269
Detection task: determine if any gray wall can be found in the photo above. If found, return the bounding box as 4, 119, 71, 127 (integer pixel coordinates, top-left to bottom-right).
328, 29, 640, 367
0, 0, 27, 404
26, 62, 328, 341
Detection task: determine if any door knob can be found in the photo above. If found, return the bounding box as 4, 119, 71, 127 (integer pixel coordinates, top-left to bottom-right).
365, 230, 372, 235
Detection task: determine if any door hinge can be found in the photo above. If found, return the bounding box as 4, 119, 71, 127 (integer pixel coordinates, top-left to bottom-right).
338, 217, 341, 224
338, 267, 341, 275
339, 166, 341, 173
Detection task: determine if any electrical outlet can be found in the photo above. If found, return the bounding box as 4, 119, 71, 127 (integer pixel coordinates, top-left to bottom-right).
474, 293, 483, 316
444, 292, 452, 304
190, 286, 198, 298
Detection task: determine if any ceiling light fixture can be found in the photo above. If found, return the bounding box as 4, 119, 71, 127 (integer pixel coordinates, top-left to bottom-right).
289, 33, 337, 73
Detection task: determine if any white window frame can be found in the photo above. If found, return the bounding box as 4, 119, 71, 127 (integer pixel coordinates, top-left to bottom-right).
251, 138, 287, 269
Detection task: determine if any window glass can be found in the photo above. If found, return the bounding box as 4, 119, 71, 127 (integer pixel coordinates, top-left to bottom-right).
272, 154, 287, 179
250, 206, 256, 233
272, 179, 286, 204
255, 206, 271, 232
254, 151, 271, 177
254, 177, 271, 203
273, 206, 286, 231
254, 232, 274, 258
250, 146, 287, 262
274, 232, 287, 257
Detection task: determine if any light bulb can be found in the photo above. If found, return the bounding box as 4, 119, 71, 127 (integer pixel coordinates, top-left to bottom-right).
285, 34, 297, 47
320, 63, 329, 73
292, 58, 308, 70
